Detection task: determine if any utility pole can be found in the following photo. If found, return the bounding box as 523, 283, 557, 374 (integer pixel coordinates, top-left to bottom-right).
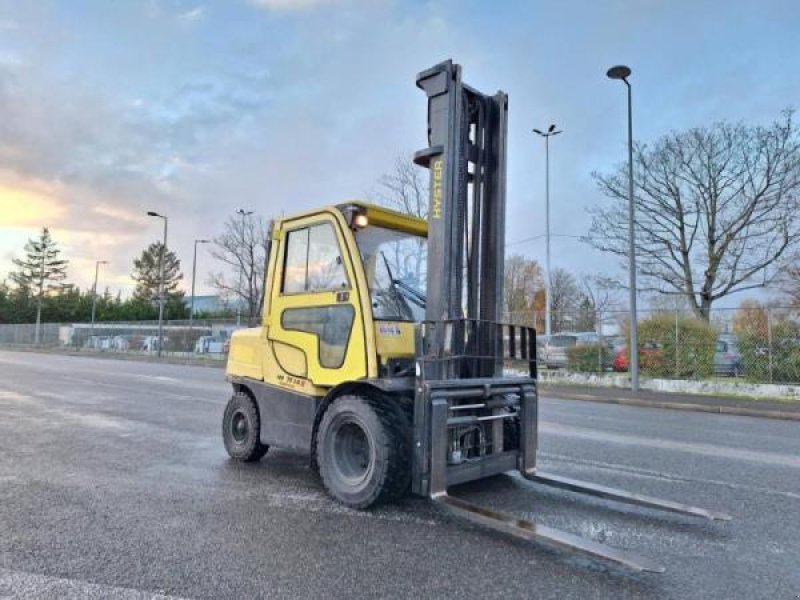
606, 64, 639, 392
532, 125, 562, 336
90, 260, 109, 340
146, 211, 168, 358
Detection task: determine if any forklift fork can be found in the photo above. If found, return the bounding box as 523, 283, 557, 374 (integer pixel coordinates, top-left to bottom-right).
432, 465, 730, 572
432, 493, 666, 573
521, 471, 732, 522
424, 375, 730, 573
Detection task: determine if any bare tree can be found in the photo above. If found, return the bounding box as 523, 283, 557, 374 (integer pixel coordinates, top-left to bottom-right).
369, 153, 430, 293
646, 292, 690, 313
579, 274, 623, 332
549, 268, 580, 332
371, 154, 428, 219
777, 251, 800, 307
580, 275, 621, 313
503, 254, 543, 326
209, 213, 270, 325
587, 111, 800, 321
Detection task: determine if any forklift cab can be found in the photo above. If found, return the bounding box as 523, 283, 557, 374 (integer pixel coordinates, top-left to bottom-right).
232, 202, 428, 392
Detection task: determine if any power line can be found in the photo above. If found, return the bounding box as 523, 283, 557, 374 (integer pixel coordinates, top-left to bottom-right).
505, 233, 582, 247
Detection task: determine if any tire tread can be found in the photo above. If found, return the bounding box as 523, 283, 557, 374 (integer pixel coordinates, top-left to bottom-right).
317, 393, 411, 509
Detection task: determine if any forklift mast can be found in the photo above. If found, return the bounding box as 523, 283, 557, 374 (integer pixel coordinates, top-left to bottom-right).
407, 63, 728, 574
414, 60, 508, 380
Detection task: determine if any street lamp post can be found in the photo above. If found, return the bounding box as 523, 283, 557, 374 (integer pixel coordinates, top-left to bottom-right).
90, 260, 109, 340
146, 211, 168, 358
533, 125, 562, 336
236, 209, 254, 326
606, 64, 639, 392
189, 239, 210, 335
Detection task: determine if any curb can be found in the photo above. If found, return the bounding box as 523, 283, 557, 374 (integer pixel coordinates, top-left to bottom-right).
541, 390, 800, 422
0, 345, 226, 369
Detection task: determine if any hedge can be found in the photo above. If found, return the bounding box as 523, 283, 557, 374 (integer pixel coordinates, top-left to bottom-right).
737, 319, 800, 383
566, 343, 612, 373
630, 314, 717, 379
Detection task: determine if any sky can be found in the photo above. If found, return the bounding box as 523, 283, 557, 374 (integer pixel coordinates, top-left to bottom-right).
0, 0, 798, 305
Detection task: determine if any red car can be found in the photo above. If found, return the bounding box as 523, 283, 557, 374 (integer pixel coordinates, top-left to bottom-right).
613, 343, 662, 372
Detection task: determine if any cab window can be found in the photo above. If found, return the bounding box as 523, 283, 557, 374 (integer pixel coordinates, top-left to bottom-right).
282, 223, 348, 293
281, 305, 355, 368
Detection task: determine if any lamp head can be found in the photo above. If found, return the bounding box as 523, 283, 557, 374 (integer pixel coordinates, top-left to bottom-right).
606, 65, 632, 80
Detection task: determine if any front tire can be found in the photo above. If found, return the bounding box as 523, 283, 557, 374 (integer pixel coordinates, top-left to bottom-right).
316, 394, 410, 509
223, 391, 269, 462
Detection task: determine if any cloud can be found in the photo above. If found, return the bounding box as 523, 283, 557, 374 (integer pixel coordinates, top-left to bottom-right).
1, 0, 798, 306
247, 0, 335, 11
0, 52, 22, 67
0, 169, 149, 292
178, 6, 206, 24
0, 23, 278, 293
0, 174, 68, 227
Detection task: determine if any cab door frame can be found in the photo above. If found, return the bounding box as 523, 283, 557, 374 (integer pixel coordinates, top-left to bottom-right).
266, 209, 376, 387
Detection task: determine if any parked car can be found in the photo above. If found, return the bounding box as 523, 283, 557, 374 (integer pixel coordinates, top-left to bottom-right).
85, 335, 112, 350
533, 334, 549, 359
542, 334, 576, 368
606, 335, 626, 353
111, 335, 133, 351
542, 332, 606, 369
714, 338, 742, 377
141, 336, 168, 352
194, 336, 226, 354
612, 342, 662, 372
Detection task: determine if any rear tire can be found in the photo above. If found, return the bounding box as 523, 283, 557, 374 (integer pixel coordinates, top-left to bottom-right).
223, 391, 269, 462
316, 394, 410, 509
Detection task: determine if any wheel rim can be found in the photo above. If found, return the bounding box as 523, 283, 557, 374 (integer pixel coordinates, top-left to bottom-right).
231, 410, 249, 443
331, 419, 372, 485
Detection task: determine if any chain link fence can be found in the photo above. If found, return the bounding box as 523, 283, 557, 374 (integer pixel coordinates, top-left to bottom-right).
0, 319, 244, 361
3, 307, 800, 384
505, 306, 800, 385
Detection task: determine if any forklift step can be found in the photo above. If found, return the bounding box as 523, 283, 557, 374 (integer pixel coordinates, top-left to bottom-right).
522, 471, 733, 521
432, 494, 665, 573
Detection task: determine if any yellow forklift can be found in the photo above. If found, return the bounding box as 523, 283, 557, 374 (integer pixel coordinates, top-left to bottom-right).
223, 60, 730, 572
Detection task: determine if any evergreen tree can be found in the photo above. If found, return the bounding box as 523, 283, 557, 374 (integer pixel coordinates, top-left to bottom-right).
0, 280, 12, 323
10, 228, 69, 339
131, 242, 184, 303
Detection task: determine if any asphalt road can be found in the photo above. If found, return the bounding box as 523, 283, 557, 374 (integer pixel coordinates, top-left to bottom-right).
0, 350, 798, 599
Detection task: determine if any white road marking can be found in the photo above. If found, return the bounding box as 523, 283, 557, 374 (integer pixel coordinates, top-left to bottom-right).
541, 420, 800, 468
0, 568, 192, 599
535, 452, 800, 500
